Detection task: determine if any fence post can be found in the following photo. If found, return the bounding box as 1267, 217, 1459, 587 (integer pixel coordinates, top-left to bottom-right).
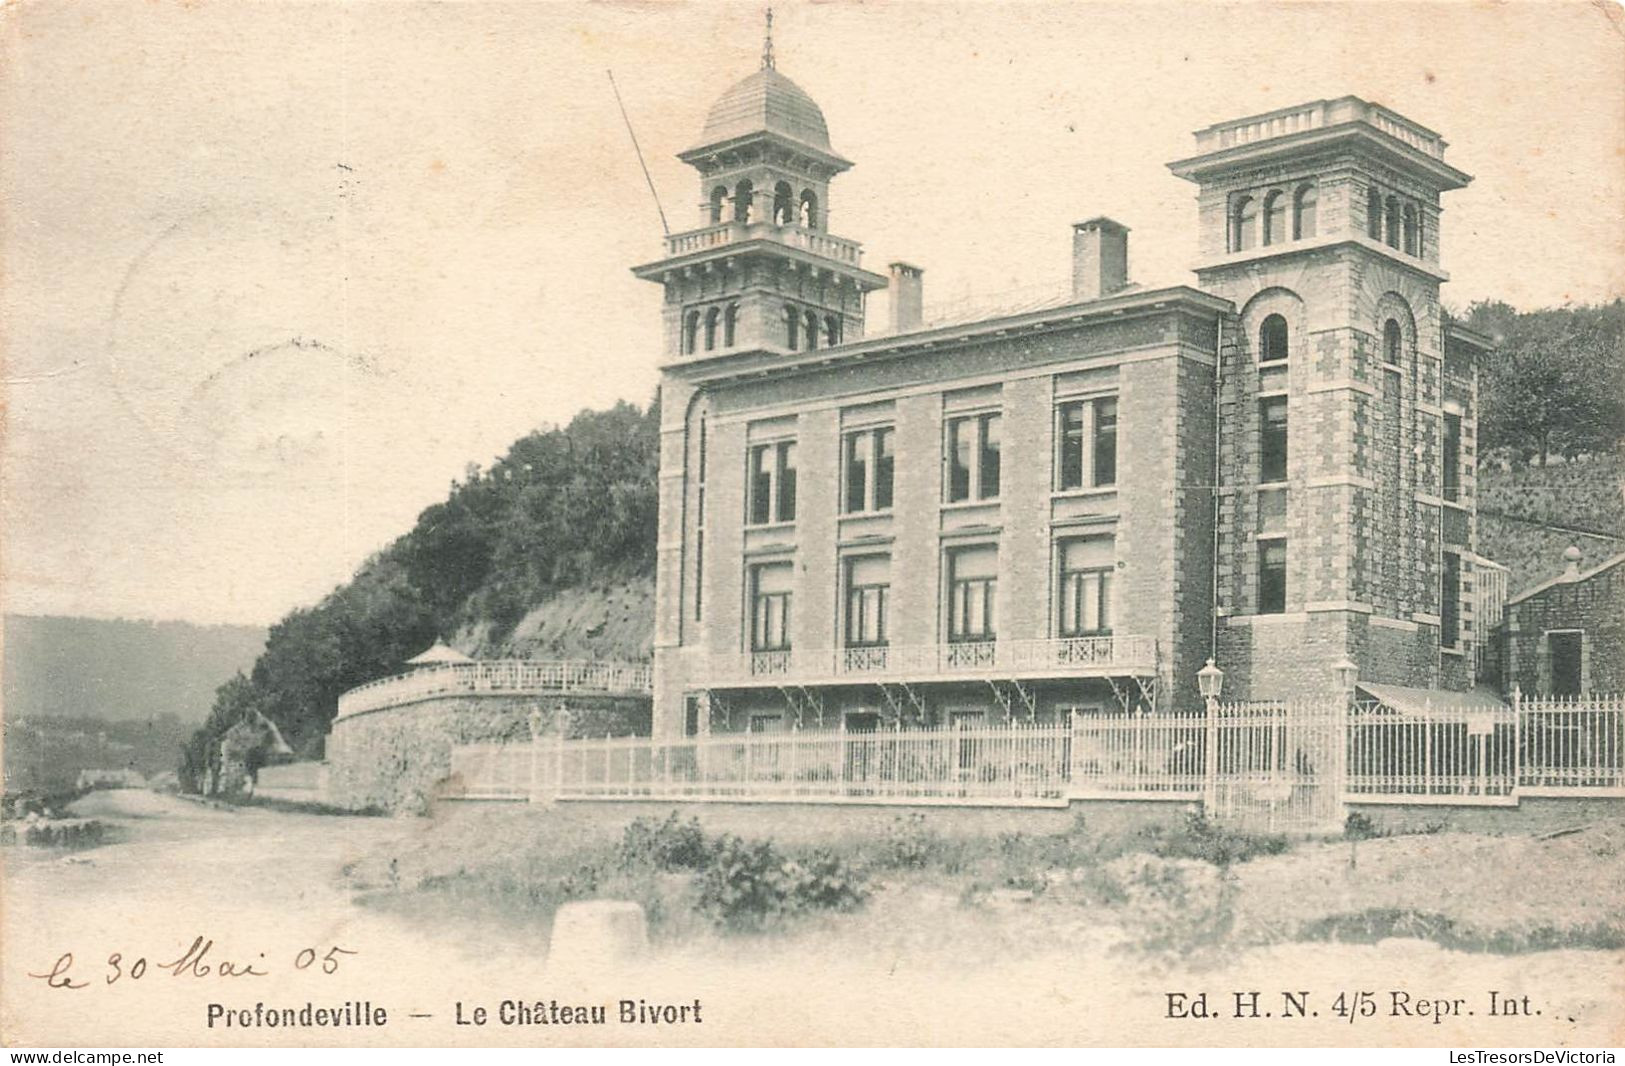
1512, 683, 1523, 790
1203, 698, 1219, 815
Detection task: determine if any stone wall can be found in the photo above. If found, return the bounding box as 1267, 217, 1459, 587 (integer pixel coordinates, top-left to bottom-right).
1504, 561, 1625, 696
326, 694, 649, 813
1347, 796, 1625, 836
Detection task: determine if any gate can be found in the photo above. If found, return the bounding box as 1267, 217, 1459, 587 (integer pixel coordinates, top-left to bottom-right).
1205, 703, 1345, 832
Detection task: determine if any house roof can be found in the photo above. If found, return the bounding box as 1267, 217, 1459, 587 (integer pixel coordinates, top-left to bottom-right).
406, 641, 474, 665
1505, 551, 1625, 608
1358, 682, 1509, 717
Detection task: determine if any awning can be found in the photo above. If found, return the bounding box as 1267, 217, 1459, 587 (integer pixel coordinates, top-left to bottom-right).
1358, 682, 1509, 717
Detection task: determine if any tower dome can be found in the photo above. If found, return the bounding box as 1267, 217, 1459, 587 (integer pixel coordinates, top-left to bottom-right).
697, 67, 832, 151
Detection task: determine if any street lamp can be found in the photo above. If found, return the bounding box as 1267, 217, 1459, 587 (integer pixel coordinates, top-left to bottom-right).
1332, 658, 1359, 697
1197, 657, 1225, 711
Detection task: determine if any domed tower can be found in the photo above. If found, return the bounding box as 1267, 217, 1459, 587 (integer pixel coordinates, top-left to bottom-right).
632, 32, 886, 360
637, 29, 886, 737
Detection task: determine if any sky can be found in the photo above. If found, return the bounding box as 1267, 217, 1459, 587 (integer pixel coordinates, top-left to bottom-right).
3, 1, 1622, 626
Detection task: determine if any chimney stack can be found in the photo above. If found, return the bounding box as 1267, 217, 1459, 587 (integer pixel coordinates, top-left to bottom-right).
888, 262, 924, 333
1072, 218, 1130, 301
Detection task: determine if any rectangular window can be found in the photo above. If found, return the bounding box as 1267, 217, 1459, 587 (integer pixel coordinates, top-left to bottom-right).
776, 441, 796, 522
844, 431, 869, 513
1440, 551, 1461, 647
748, 441, 797, 525
843, 555, 890, 648
1058, 402, 1085, 490
874, 427, 895, 510
1443, 413, 1462, 503
750, 562, 793, 651
749, 714, 784, 734
947, 544, 998, 642
947, 412, 1001, 502
842, 426, 895, 513
1258, 539, 1287, 614
1055, 396, 1118, 491
1058, 537, 1115, 636
1260, 396, 1288, 483
979, 413, 1001, 499
683, 696, 702, 737
1093, 398, 1117, 486
749, 444, 773, 525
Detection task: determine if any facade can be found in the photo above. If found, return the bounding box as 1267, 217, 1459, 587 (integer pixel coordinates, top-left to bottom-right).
635, 55, 1488, 735
1501, 548, 1625, 697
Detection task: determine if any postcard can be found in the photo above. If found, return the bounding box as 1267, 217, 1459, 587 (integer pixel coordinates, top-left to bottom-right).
3, 0, 1622, 1050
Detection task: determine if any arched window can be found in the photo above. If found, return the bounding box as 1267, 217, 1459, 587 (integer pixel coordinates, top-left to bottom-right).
784, 304, 799, 350
733, 179, 755, 224
1293, 184, 1317, 239
709, 186, 727, 225
1383, 319, 1403, 365
772, 181, 794, 226
824, 314, 840, 347
1262, 191, 1286, 246
799, 189, 819, 230
1384, 195, 1400, 248
724, 303, 738, 347
1259, 314, 1289, 363
1402, 203, 1419, 255
683, 310, 700, 355
704, 307, 720, 351
1367, 187, 1383, 240
804, 310, 820, 351
1231, 195, 1257, 252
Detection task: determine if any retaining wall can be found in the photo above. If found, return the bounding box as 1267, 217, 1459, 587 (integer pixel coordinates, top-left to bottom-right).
327, 695, 649, 813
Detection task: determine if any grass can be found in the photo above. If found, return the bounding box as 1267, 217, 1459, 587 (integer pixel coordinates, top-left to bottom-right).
344, 803, 1625, 961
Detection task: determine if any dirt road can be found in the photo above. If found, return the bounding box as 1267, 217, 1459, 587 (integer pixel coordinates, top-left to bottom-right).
2, 792, 1620, 1046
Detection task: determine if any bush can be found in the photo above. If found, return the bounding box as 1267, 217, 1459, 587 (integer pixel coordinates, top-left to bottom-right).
1143, 809, 1288, 866
1104, 853, 1233, 955
1343, 811, 1384, 841
619, 812, 711, 871
16, 820, 109, 849
878, 812, 944, 869
696, 834, 868, 931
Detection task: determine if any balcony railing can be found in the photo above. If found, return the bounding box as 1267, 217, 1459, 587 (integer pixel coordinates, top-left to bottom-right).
336, 659, 653, 719
663, 221, 863, 265
712, 636, 1157, 686
1195, 98, 1446, 160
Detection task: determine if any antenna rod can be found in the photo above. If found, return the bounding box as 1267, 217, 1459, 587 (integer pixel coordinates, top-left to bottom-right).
607, 69, 670, 236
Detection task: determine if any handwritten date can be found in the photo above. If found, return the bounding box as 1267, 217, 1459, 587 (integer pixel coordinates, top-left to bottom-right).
28, 937, 357, 990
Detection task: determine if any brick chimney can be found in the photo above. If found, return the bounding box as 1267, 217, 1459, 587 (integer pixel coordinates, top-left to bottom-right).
888, 262, 923, 333
1072, 218, 1130, 301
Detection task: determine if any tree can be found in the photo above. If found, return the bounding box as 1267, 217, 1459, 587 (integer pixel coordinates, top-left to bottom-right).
1466, 299, 1625, 465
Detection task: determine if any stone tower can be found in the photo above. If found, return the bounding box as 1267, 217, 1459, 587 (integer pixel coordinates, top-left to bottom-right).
1169, 97, 1480, 701
633, 44, 887, 734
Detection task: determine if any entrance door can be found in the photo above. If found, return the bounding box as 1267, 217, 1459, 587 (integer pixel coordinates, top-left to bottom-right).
1549, 631, 1583, 696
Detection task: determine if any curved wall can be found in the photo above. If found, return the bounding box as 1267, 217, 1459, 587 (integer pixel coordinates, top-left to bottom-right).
326, 694, 648, 813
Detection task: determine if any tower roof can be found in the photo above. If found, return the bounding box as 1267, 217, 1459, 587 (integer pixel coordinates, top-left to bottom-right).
696, 67, 832, 152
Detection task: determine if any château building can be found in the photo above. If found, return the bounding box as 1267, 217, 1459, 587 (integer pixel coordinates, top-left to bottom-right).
634, 48, 1493, 736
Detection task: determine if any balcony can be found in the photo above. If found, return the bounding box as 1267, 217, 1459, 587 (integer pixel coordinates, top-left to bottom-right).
663, 221, 863, 266
711, 636, 1158, 688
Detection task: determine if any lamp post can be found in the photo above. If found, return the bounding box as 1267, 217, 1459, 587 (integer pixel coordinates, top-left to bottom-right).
1332, 658, 1359, 701
1197, 658, 1225, 814
1197, 657, 1226, 713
